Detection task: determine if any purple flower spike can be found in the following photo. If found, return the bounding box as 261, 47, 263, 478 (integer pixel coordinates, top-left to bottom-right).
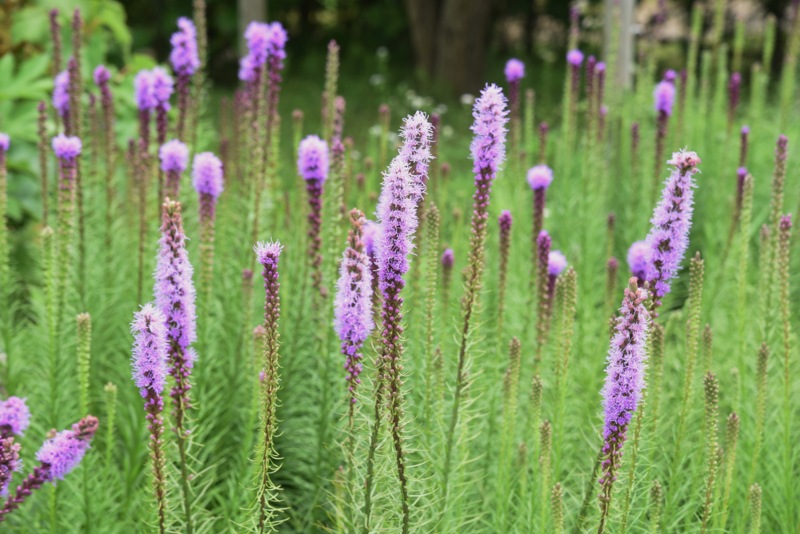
238, 21, 271, 82
266, 22, 288, 63
298, 135, 329, 183
170, 17, 200, 76
567, 49, 584, 67
151, 67, 174, 111
527, 164, 554, 190
36, 416, 99, 481
598, 280, 650, 512
131, 304, 169, 398
548, 251, 568, 276
646, 150, 700, 308
53, 70, 70, 118
627, 240, 652, 283
93, 65, 110, 86
159, 139, 189, 174
399, 111, 434, 194
499, 210, 513, 231
134, 70, 156, 111
441, 248, 455, 268
52, 134, 82, 161
192, 152, 224, 199
0, 398, 31, 437
254, 241, 283, 268
0, 437, 21, 496
470, 84, 508, 176
654, 80, 676, 116
595, 62, 606, 74
663, 69, 677, 82
504, 58, 525, 83
0, 134, 9, 153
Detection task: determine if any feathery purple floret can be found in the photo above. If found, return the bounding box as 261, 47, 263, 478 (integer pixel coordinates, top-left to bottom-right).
663, 69, 677, 83
0, 134, 9, 152
131, 304, 169, 398
398, 111, 434, 193
335, 255, 374, 347
52, 134, 82, 161
567, 49, 584, 67
93, 65, 110, 86
36, 416, 98, 481
470, 84, 508, 176
0, 398, 31, 437
265, 22, 288, 63
504, 58, 525, 82
627, 241, 652, 282
599, 280, 650, 489
654, 80, 675, 116
298, 135, 329, 182
238, 21, 271, 82
192, 152, 224, 198
548, 251, 568, 276
254, 241, 283, 268
159, 139, 189, 173
134, 70, 157, 111
527, 164, 554, 190
151, 67, 174, 110
441, 248, 455, 268
53, 70, 70, 117
170, 17, 200, 76
646, 150, 701, 303
499, 210, 513, 231
377, 158, 420, 290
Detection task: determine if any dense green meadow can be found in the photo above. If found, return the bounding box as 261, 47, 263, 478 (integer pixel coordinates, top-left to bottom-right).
0, 3, 798, 533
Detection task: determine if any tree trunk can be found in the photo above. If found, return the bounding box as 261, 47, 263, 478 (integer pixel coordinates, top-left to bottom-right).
404, 0, 440, 76
434, 0, 494, 94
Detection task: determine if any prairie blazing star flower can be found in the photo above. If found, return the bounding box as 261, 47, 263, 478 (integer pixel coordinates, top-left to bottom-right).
238, 21, 270, 82
739, 126, 749, 167
548, 250, 568, 276
567, 49, 584, 67
0, 134, 8, 153
134, 70, 156, 111
299, 135, 329, 297
334, 210, 374, 407
151, 68, 174, 111
0, 398, 30, 437
159, 140, 189, 198
528, 164, 554, 290
441, 248, 455, 268
728, 72, 741, 123
505, 59, 524, 145
398, 111, 433, 194
498, 210, 513, 328
627, 241, 652, 284
653, 80, 675, 116
53, 70, 70, 119
527, 164, 554, 190
93, 65, 110, 86
170, 17, 200, 77
0, 437, 20, 496
646, 150, 701, 310
504, 58, 525, 82
598, 280, 650, 529
193, 152, 224, 211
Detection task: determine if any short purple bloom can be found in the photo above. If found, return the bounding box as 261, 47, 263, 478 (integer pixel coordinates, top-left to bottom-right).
663, 69, 677, 82
131, 304, 169, 397
441, 248, 455, 268
53, 70, 70, 117
654, 80, 675, 116
298, 135, 329, 182
0, 133, 9, 152
741, 125, 750, 135
93, 65, 110, 86
52, 134, 82, 161
151, 67, 174, 110
36, 416, 98, 481
504, 58, 525, 83
239, 21, 271, 82
567, 49, 584, 67
548, 251, 568, 276
134, 70, 156, 111
627, 240, 652, 282
595, 62, 606, 74
192, 152, 224, 198
159, 139, 189, 173
499, 210, 513, 230
169, 17, 200, 76
254, 241, 283, 267
0, 397, 31, 436
527, 164, 554, 190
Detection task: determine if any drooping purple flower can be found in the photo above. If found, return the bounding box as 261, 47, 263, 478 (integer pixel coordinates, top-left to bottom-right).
598, 279, 650, 514
298, 135, 329, 183
159, 138, 187, 173
441, 248, 455, 268
0, 398, 30, 437
192, 152, 224, 199
646, 150, 701, 308
0, 134, 9, 153
52, 133, 82, 161
238, 21, 271, 82
151, 67, 174, 111
170, 17, 200, 77
93, 65, 110, 86
131, 303, 169, 398
335, 211, 374, 403
134, 70, 156, 111
0, 437, 21, 496
504, 58, 525, 83
548, 251, 568, 276
627, 240, 652, 283
53, 70, 70, 118
654, 80, 676, 116
567, 49, 584, 67
36, 415, 99, 481
527, 164, 554, 190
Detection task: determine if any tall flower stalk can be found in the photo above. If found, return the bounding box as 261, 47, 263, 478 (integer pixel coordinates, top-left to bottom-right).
159, 139, 189, 201
298, 135, 329, 300
170, 17, 200, 139
505, 58, 525, 169
597, 279, 650, 534
254, 241, 284, 532
0, 134, 9, 363
154, 199, 197, 534
652, 75, 676, 207
192, 152, 224, 308
497, 210, 513, 334
527, 164, 553, 294
442, 84, 507, 513
93, 66, 115, 253
131, 304, 169, 534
